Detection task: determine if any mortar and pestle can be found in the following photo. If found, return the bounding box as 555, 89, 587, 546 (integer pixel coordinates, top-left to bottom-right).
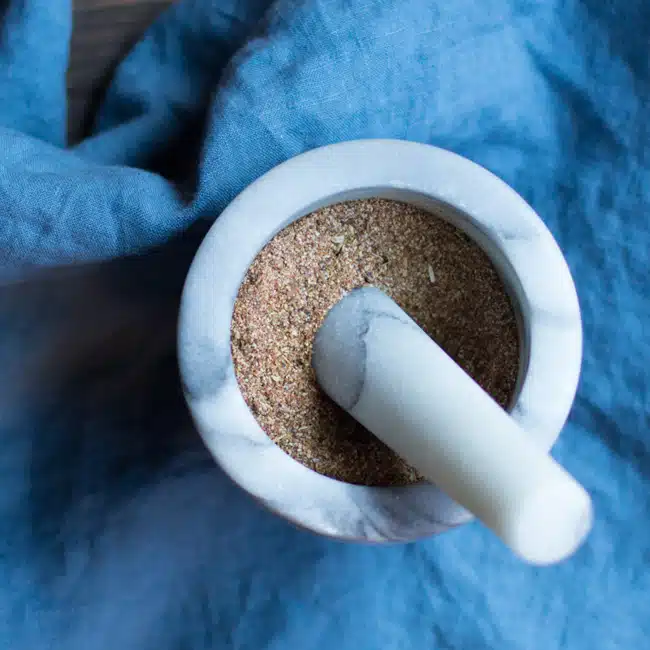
178, 139, 591, 564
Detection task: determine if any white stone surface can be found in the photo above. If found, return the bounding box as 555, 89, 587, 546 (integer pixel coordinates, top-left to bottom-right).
312, 287, 592, 563
178, 139, 583, 542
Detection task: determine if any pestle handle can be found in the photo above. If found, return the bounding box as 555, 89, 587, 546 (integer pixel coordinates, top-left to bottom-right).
312, 287, 592, 564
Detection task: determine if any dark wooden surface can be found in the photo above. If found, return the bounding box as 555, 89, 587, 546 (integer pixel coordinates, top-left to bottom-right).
67, 0, 174, 143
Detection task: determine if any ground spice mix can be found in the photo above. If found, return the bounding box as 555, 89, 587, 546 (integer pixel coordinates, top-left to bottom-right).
231, 199, 520, 486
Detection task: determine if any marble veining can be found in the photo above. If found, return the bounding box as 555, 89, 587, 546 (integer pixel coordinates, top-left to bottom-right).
178, 139, 582, 542
312, 288, 417, 412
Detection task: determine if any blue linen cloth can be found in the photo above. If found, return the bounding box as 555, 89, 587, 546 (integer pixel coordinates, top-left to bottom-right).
1, 0, 648, 647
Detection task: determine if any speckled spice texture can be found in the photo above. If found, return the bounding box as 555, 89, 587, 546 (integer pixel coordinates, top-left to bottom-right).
231, 199, 519, 486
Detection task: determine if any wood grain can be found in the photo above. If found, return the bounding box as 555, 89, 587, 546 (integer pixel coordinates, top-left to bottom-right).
67, 0, 174, 144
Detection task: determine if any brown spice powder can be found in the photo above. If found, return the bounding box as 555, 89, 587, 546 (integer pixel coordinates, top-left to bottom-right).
231, 199, 520, 486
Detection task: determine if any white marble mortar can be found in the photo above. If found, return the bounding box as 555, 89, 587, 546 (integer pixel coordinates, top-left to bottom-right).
178, 139, 582, 542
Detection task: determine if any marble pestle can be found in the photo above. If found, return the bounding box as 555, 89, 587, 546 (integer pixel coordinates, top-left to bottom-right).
312, 287, 593, 564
